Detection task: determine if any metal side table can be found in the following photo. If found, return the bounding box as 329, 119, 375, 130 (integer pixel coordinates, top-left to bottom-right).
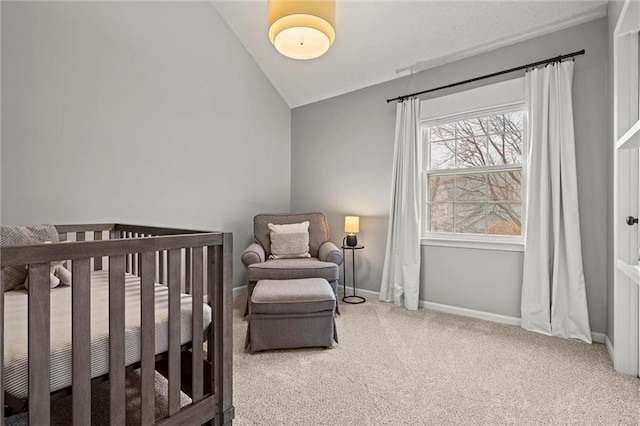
342, 245, 365, 304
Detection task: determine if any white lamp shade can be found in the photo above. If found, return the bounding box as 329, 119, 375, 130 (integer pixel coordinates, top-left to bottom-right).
268, 0, 336, 60
344, 216, 359, 234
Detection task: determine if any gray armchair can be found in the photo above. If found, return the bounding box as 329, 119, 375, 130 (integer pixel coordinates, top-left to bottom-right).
241, 212, 344, 308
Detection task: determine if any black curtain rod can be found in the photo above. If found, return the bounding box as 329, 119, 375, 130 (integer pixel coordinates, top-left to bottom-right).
386, 49, 585, 103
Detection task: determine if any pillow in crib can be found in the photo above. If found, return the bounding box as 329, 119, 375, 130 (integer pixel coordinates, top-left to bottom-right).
268, 221, 311, 259
0, 224, 59, 291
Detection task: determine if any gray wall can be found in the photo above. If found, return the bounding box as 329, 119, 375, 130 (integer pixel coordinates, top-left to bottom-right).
291, 18, 609, 333
1, 1, 292, 287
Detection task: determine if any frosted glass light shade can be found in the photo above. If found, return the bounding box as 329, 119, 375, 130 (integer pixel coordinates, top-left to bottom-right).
344, 216, 359, 234
268, 0, 335, 60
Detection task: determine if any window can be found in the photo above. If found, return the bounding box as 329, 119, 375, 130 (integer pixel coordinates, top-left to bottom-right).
424, 107, 526, 240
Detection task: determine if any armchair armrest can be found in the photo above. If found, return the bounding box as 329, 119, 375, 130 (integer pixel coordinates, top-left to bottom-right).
318, 241, 343, 266
242, 242, 265, 267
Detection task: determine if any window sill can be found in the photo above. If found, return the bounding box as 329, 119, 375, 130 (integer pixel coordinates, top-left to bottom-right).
421, 236, 524, 252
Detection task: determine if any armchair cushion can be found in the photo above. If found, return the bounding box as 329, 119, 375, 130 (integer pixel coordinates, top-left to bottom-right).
250, 278, 336, 315
247, 258, 339, 282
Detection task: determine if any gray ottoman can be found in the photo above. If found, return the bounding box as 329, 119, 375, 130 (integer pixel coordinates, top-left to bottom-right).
245, 278, 338, 352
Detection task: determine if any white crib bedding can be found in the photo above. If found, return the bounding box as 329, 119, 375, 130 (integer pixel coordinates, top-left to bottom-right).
3, 270, 212, 400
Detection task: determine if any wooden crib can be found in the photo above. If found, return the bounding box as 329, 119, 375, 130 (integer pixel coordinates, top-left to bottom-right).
0, 223, 234, 425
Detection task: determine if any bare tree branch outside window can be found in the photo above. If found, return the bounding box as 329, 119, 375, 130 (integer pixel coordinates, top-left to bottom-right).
427, 110, 524, 236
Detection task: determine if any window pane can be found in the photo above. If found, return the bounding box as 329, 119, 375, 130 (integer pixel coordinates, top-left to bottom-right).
456, 136, 487, 168
503, 132, 523, 164
430, 175, 454, 202
488, 171, 521, 201
430, 203, 454, 232
457, 117, 486, 137
430, 141, 456, 170
487, 135, 505, 165
456, 173, 486, 201
488, 134, 523, 166
424, 108, 524, 238
487, 203, 522, 235
487, 114, 504, 134
430, 123, 455, 142
504, 111, 524, 132
455, 203, 486, 234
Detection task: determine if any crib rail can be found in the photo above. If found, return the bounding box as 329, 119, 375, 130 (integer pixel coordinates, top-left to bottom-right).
0, 224, 234, 425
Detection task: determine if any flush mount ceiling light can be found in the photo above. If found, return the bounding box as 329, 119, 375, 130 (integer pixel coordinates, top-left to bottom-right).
268, 0, 336, 60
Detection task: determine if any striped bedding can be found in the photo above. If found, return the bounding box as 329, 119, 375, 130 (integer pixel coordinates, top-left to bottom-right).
3, 270, 212, 400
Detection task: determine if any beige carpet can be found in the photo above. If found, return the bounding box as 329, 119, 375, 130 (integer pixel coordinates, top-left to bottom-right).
5, 295, 638, 425
233, 294, 640, 425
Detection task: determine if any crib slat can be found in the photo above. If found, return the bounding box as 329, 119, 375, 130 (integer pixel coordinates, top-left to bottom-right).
209, 244, 221, 405
221, 234, 234, 424
207, 246, 215, 364
137, 235, 144, 277
126, 233, 132, 273
134, 235, 139, 274
140, 251, 156, 426
94, 231, 103, 270
185, 248, 192, 295
109, 255, 126, 425
209, 234, 233, 424
28, 262, 51, 425
191, 247, 204, 402
168, 249, 181, 416
159, 250, 165, 284
222, 234, 234, 415
72, 258, 91, 426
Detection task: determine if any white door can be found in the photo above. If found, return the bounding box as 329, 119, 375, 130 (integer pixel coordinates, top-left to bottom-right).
613, 0, 640, 376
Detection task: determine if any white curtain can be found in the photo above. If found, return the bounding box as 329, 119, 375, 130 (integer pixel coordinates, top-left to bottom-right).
379, 98, 422, 310
521, 61, 592, 343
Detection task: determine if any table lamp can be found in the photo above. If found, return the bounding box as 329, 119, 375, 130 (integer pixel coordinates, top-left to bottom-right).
344, 216, 359, 247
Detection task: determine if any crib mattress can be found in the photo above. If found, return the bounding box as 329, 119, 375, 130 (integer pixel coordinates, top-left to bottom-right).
3, 270, 212, 400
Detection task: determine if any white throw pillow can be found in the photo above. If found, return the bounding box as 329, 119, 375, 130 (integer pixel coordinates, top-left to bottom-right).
267, 221, 310, 234
268, 221, 311, 259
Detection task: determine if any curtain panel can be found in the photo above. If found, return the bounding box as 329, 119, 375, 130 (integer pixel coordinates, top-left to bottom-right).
520, 61, 592, 343
380, 98, 422, 310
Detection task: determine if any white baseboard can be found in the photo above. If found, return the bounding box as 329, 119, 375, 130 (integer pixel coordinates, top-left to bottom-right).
341, 284, 521, 326
590, 332, 606, 344
340, 284, 380, 300
339, 285, 608, 344
605, 335, 615, 363
420, 300, 522, 326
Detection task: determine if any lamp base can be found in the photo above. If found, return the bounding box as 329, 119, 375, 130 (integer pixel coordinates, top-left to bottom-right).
345, 234, 358, 247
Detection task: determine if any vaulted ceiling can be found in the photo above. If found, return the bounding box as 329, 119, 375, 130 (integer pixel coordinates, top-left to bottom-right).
212, 1, 607, 108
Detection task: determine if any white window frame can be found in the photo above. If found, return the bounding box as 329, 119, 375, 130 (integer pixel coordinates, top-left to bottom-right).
420, 78, 527, 251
